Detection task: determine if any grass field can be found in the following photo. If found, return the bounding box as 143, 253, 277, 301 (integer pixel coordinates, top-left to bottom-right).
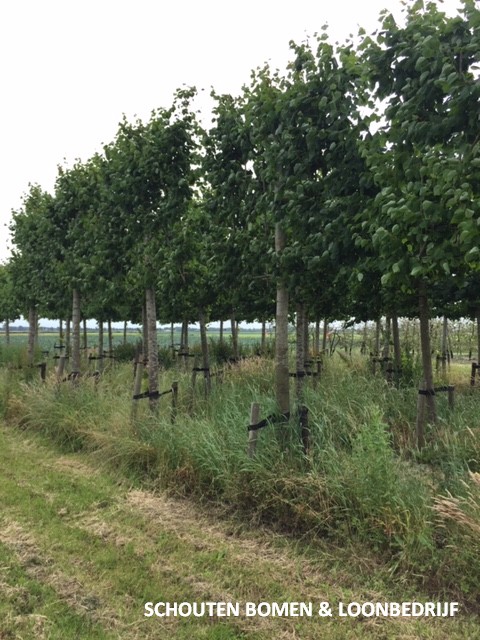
3, 329, 271, 352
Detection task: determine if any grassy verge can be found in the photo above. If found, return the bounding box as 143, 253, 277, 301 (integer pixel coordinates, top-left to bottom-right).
0, 350, 479, 622
1, 423, 479, 639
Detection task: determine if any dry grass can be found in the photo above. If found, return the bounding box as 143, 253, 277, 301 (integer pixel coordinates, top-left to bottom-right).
433, 472, 480, 536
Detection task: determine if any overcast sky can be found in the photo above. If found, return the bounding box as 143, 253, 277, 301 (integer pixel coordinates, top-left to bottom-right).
0, 0, 463, 264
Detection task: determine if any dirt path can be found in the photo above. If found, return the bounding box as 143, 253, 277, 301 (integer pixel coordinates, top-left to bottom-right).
0, 424, 478, 639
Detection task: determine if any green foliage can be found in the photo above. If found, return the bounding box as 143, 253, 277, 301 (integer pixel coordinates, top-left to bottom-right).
322, 409, 430, 555
0, 264, 19, 323
112, 341, 140, 363
359, 0, 480, 293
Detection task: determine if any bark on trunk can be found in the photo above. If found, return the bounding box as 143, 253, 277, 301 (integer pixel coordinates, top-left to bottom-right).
199, 309, 211, 396
142, 302, 148, 360
219, 320, 224, 345
322, 320, 328, 355
296, 303, 306, 401
27, 306, 36, 366
65, 318, 71, 358
59, 319, 64, 342
33, 309, 39, 349
391, 313, 402, 379
261, 320, 266, 352
441, 315, 448, 377
303, 308, 309, 360
183, 319, 189, 350
231, 313, 238, 360
362, 321, 367, 354
375, 318, 381, 356
417, 280, 437, 446
83, 318, 87, 352
275, 223, 290, 415
314, 319, 320, 355
476, 307, 480, 365
71, 289, 81, 375
145, 288, 159, 411
383, 316, 391, 360
5, 319, 10, 345
108, 319, 113, 354
98, 320, 104, 373
123, 320, 127, 345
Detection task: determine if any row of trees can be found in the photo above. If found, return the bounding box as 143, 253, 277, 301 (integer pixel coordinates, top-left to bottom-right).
2, 1, 480, 424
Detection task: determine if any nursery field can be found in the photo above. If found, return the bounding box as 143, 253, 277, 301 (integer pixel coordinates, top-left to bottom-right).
0, 342, 479, 639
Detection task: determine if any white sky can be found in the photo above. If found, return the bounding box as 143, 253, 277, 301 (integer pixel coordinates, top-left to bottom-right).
0, 0, 463, 264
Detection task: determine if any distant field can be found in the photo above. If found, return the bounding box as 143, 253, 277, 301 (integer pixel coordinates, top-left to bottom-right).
2, 329, 271, 351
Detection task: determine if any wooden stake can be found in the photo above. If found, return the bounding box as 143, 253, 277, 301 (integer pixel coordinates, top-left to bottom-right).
57, 355, 66, 381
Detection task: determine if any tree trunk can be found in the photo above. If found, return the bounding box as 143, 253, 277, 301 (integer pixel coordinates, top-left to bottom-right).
5, 319, 10, 345
123, 320, 127, 345
476, 307, 480, 365
183, 319, 189, 350
33, 309, 39, 349
59, 318, 64, 342
303, 308, 309, 360
275, 223, 290, 415
359, 321, 366, 355
418, 280, 437, 445
82, 318, 87, 352
170, 321, 175, 350
219, 319, 224, 345
27, 306, 36, 366
391, 313, 402, 380
71, 289, 81, 375
65, 318, 71, 358
261, 319, 266, 352
98, 319, 104, 373
231, 313, 238, 360
441, 315, 448, 377
142, 302, 148, 360
108, 319, 113, 354
375, 318, 381, 356
314, 319, 320, 355
199, 309, 211, 396
383, 316, 391, 359
296, 303, 306, 402
145, 288, 159, 412
322, 319, 328, 355
181, 318, 189, 370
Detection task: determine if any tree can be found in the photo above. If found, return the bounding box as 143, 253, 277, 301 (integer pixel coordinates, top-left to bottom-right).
105, 90, 198, 407
244, 34, 370, 408
10, 185, 57, 364
360, 0, 480, 445
0, 263, 19, 344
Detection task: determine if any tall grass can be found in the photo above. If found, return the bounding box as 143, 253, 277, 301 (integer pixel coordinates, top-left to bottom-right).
1, 347, 479, 604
